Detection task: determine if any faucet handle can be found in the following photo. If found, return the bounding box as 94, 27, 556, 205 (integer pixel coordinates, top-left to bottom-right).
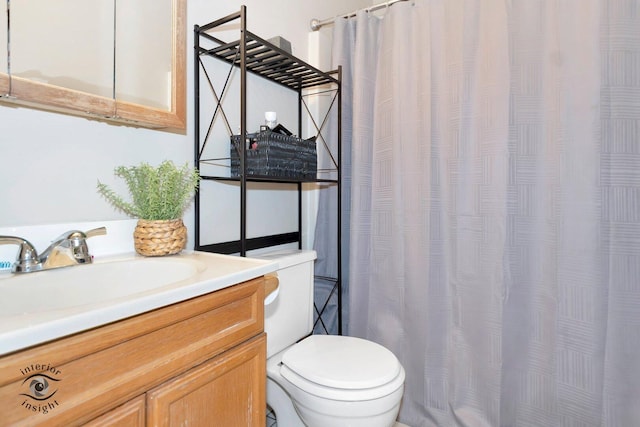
69, 227, 107, 263
40, 226, 108, 268
85, 227, 107, 239
0, 236, 42, 273
55, 226, 107, 242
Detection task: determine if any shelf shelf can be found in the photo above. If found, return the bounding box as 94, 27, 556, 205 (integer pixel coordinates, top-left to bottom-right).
200, 175, 339, 184
198, 30, 338, 91
197, 233, 300, 255
194, 6, 343, 334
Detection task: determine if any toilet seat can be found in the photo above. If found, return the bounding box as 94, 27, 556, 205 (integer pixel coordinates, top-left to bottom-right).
280, 335, 405, 401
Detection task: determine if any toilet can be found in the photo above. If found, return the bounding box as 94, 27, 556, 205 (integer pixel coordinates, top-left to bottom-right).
259, 249, 405, 427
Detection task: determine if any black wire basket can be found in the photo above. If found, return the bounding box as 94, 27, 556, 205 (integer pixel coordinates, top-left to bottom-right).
230, 130, 317, 180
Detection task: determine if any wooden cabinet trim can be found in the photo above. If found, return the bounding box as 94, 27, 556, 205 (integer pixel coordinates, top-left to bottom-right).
264, 273, 279, 300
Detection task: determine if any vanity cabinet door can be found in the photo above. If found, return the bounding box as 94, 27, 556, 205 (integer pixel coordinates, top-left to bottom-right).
84, 395, 145, 427
147, 334, 266, 427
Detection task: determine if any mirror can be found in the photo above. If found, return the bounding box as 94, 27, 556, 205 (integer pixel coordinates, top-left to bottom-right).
10, 0, 115, 99
116, 0, 173, 110
0, 0, 185, 131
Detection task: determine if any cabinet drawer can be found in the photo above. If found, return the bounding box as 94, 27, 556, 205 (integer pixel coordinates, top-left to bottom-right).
0, 277, 264, 426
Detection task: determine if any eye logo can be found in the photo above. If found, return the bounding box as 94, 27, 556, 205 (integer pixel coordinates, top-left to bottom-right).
21, 374, 59, 401
19, 363, 62, 415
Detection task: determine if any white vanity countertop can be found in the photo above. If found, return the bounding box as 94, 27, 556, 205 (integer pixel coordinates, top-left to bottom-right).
0, 251, 278, 356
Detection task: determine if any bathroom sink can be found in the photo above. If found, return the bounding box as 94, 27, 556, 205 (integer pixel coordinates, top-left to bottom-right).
0, 251, 278, 355
0, 257, 202, 316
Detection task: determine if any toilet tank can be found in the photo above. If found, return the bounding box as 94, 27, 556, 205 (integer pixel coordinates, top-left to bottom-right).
257, 249, 316, 358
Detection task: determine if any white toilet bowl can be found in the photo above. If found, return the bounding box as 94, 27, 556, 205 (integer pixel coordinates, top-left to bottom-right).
259, 250, 405, 427
268, 335, 405, 427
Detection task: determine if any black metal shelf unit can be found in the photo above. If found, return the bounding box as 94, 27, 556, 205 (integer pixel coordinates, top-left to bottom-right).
194, 6, 342, 334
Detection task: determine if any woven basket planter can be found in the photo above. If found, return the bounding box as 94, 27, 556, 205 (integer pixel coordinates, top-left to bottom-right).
133, 218, 187, 256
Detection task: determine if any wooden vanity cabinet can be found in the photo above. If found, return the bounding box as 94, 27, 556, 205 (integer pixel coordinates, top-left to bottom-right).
0, 277, 266, 426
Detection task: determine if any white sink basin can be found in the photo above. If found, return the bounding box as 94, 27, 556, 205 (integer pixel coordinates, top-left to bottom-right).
0, 258, 202, 315
0, 251, 278, 355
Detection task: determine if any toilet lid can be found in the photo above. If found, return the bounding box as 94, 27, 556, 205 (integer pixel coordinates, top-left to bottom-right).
280, 335, 402, 391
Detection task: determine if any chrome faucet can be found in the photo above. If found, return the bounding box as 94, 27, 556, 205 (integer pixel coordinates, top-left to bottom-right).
0, 227, 107, 273
0, 237, 41, 273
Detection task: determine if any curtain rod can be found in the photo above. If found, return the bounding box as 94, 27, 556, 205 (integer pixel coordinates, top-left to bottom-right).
310, 0, 409, 31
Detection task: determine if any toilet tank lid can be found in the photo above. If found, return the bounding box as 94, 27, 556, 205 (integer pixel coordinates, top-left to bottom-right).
254, 249, 317, 269
281, 335, 403, 391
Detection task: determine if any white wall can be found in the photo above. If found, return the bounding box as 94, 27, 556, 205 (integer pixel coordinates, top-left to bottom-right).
0, 0, 370, 249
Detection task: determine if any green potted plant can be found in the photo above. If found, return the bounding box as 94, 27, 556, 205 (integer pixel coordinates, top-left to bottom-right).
97, 160, 200, 256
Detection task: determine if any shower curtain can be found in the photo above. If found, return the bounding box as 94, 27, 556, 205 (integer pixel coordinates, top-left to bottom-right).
327, 0, 640, 425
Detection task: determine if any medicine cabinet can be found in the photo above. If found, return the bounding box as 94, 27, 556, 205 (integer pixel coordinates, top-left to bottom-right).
0, 0, 186, 131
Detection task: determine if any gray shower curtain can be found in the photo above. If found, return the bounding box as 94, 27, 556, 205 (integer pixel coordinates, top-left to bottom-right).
327, 0, 640, 425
